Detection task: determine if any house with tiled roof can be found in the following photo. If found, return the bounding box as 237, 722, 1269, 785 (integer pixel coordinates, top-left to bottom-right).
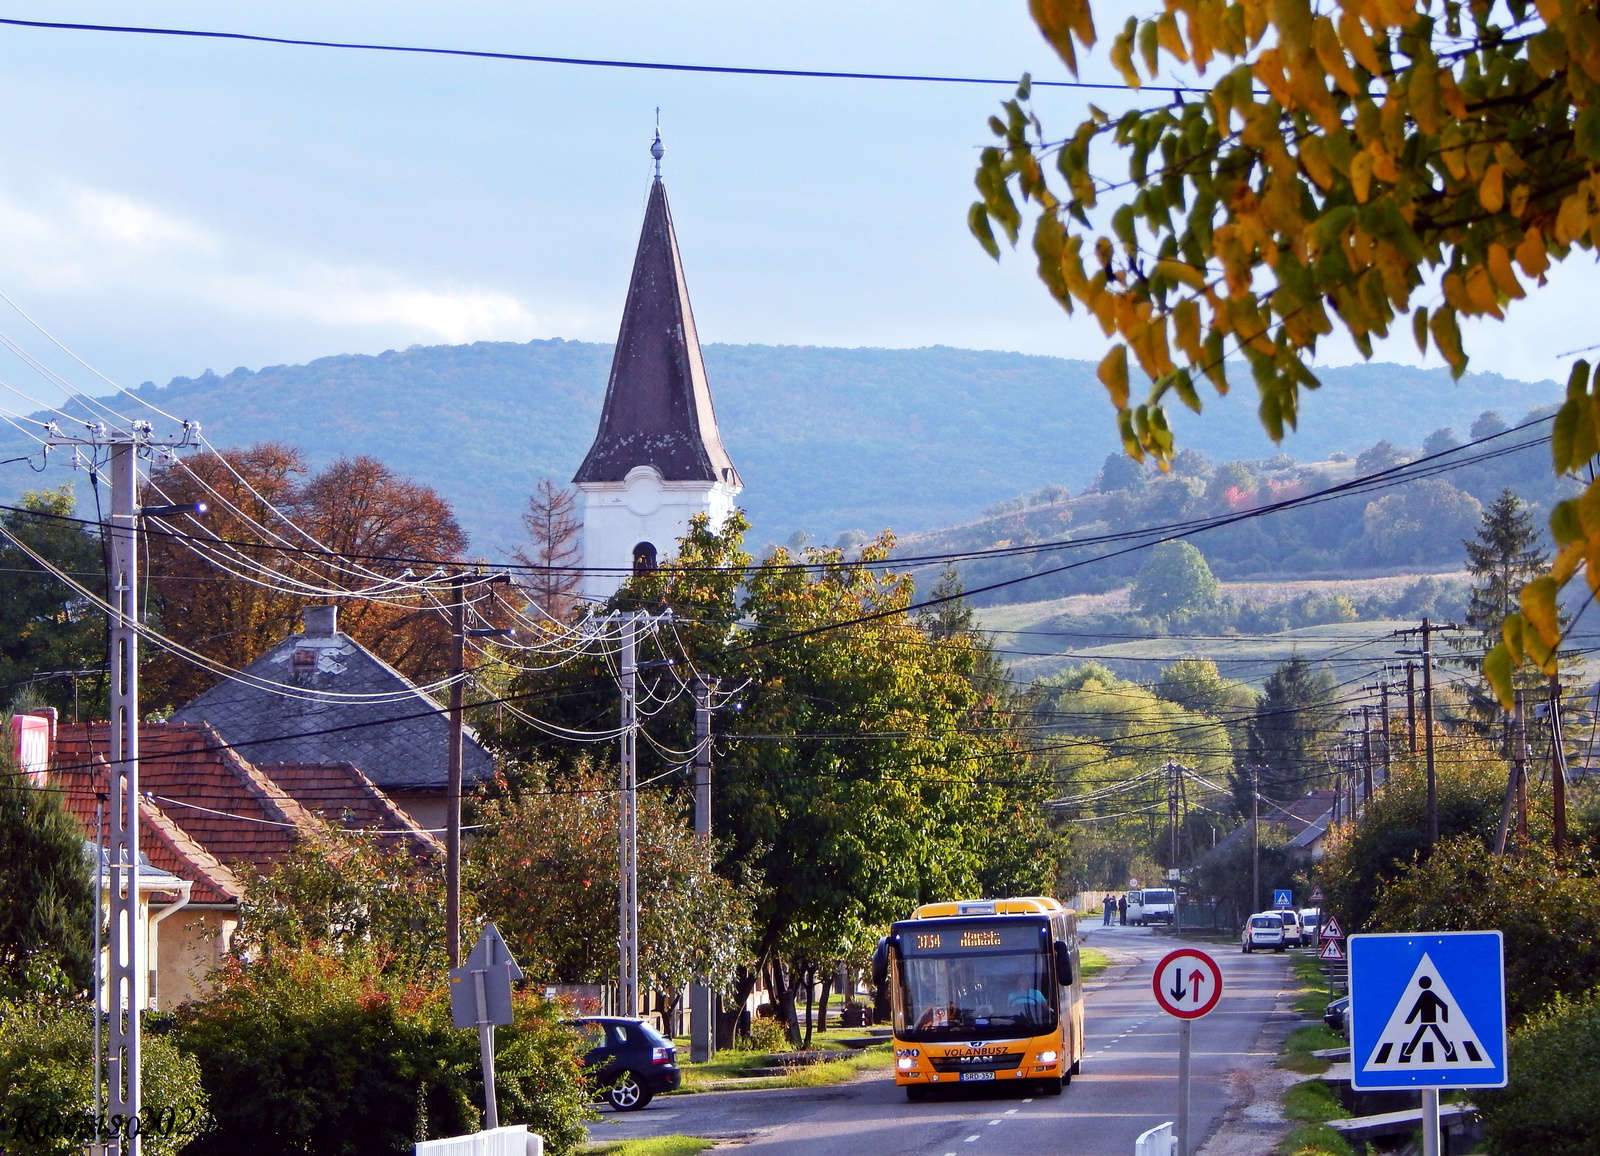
169, 604, 493, 831
53, 719, 438, 1007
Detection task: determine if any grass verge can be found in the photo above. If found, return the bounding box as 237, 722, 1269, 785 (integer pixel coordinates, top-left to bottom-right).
1280, 1024, 1346, 1075
1279, 1123, 1357, 1156
1274, 948, 1352, 1155
1079, 946, 1111, 982
674, 1045, 893, 1092
585, 1137, 716, 1156
1289, 952, 1336, 1016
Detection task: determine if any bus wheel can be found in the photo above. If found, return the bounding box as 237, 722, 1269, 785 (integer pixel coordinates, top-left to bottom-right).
1070, 1057, 1082, 1075
1039, 1077, 1064, 1096
905, 1085, 928, 1102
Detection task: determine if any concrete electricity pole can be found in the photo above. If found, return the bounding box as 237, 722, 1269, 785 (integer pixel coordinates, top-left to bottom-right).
619, 613, 639, 1018
690, 675, 718, 1062
46, 419, 200, 1156
1396, 619, 1462, 848
1550, 673, 1569, 852
446, 577, 466, 968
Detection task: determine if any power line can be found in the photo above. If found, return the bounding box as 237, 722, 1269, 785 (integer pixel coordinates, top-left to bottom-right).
0, 16, 1205, 95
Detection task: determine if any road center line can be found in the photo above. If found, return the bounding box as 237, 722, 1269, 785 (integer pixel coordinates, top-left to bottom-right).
964, 1136, 980, 1143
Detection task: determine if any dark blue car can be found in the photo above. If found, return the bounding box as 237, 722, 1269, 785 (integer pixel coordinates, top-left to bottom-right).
572, 1017, 682, 1110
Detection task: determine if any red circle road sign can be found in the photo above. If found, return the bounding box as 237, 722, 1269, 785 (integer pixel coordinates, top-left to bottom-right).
1152, 948, 1223, 1019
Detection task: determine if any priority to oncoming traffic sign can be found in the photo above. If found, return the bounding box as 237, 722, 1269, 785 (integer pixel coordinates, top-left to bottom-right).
1349, 931, 1507, 1090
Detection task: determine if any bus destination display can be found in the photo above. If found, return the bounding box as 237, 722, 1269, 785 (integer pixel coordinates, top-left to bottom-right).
900, 920, 1044, 956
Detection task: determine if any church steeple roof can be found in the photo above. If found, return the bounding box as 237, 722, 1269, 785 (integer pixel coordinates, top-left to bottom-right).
573, 164, 740, 487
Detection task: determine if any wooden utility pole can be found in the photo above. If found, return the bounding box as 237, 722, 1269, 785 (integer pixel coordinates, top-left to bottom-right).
1495, 690, 1524, 855
1421, 620, 1437, 846
1378, 679, 1392, 784
1250, 765, 1260, 914
1361, 705, 1373, 809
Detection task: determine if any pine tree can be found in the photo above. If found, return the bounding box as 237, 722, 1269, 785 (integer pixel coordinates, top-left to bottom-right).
515, 478, 581, 620
1458, 490, 1550, 730
0, 743, 94, 993
1238, 656, 1338, 809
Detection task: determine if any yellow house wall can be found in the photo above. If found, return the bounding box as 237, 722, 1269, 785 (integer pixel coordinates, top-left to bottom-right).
152, 907, 237, 1010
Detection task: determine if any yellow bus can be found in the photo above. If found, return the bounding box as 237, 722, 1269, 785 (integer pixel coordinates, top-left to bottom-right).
872, 897, 1085, 1101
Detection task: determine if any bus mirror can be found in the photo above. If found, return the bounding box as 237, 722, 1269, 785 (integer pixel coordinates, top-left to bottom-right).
871, 937, 890, 991
1053, 940, 1073, 985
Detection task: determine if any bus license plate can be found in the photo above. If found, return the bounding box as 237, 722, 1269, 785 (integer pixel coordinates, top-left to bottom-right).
960, 1071, 996, 1082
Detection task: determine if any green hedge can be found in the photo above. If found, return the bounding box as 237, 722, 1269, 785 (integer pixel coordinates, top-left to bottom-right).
1476, 986, 1600, 1156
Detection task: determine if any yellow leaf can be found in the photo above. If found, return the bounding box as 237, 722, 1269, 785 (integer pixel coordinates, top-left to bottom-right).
1110, 19, 1142, 88
1521, 575, 1562, 647
1483, 641, 1515, 710
1350, 150, 1374, 202
1300, 136, 1335, 189
1437, 69, 1468, 119
1516, 226, 1550, 277
1509, 183, 1531, 217
1312, 15, 1360, 95
1465, 266, 1504, 317
1369, 141, 1399, 183
1479, 164, 1504, 213
1030, 0, 1097, 74
1339, 8, 1383, 74
1486, 243, 1526, 298
1156, 12, 1189, 62
1098, 343, 1130, 408
1155, 259, 1208, 289
1557, 191, 1591, 245
1409, 59, 1439, 135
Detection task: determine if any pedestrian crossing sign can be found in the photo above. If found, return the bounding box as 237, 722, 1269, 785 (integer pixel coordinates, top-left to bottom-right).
1349, 931, 1507, 1089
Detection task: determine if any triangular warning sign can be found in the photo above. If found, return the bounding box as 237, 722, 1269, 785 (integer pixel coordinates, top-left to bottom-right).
1319, 939, 1344, 960
1321, 916, 1344, 940
1361, 953, 1494, 1073
1310, 886, 1325, 903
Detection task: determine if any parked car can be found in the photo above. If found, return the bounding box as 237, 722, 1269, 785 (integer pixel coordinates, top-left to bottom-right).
1324, 995, 1350, 1039
1277, 908, 1305, 947
572, 1016, 681, 1110
1241, 912, 1286, 953
1298, 908, 1321, 942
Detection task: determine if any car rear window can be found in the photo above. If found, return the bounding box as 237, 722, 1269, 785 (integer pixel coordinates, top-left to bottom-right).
638, 1021, 671, 1046
1252, 916, 1281, 928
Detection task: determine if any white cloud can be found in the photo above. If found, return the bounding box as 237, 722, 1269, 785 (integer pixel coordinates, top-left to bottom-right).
0, 178, 559, 345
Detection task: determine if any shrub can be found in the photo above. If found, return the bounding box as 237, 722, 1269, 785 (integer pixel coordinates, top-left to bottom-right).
746, 1015, 788, 1054
0, 1000, 206, 1156
175, 953, 594, 1156
1476, 986, 1600, 1156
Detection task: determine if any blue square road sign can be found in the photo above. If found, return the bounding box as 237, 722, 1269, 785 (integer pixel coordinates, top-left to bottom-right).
1273, 889, 1293, 909
1349, 931, 1506, 1090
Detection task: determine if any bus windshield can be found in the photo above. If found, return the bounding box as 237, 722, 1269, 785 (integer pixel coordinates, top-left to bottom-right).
895, 919, 1057, 1042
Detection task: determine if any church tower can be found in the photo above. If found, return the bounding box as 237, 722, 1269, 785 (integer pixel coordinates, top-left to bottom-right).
573, 133, 742, 601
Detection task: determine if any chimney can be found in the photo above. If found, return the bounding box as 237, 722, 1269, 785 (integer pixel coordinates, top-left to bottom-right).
302, 605, 338, 637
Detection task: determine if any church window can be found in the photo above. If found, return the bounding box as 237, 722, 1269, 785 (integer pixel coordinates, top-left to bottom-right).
633, 542, 658, 574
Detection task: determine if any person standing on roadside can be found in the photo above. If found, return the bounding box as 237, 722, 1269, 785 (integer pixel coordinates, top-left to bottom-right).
1102, 895, 1113, 926
1117, 895, 1127, 925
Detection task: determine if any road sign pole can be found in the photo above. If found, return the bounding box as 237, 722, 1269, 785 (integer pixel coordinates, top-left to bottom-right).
1420, 1087, 1439, 1156
1177, 1018, 1192, 1156
472, 969, 499, 1129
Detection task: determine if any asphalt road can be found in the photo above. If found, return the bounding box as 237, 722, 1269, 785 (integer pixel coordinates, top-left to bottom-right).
584, 923, 1298, 1155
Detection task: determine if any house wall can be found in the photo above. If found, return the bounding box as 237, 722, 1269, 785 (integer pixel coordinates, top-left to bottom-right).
577, 468, 739, 601
153, 907, 237, 1009
390, 792, 447, 834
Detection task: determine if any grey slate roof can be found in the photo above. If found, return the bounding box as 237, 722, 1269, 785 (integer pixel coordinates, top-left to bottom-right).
572, 176, 741, 486
169, 610, 492, 793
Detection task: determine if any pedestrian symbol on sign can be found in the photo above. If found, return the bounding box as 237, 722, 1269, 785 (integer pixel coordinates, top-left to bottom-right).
1363, 953, 1494, 1071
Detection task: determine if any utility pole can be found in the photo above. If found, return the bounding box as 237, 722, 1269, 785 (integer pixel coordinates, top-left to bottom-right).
45, 418, 200, 1156
446, 577, 465, 968
1396, 620, 1462, 848
1360, 706, 1373, 809
1550, 673, 1569, 852
690, 676, 717, 1063
1378, 678, 1391, 784
1495, 690, 1525, 855
619, 613, 639, 1018
1250, 765, 1260, 915
1516, 691, 1529, 848
1167, 760, 1180, 871
1406, 661, 1418, 753
443, 572, 510, 968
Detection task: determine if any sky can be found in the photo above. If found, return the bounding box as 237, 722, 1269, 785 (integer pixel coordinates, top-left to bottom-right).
0, 1, 1593, 419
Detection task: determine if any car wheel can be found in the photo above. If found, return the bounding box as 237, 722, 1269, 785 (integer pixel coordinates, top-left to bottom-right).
606, 1071, 653, 1111
1040, 1077, 1064, 1096
1275, 945, 1285, 953
905, 1085, 928, 1102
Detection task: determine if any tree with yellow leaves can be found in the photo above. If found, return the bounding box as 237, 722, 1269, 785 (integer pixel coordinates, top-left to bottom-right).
971, 0, 1600, 705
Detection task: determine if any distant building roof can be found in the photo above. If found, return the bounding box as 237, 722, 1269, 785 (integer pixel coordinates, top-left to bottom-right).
168, 605, 492, 794
54, 720, 438, 906
572, 174, 740, 487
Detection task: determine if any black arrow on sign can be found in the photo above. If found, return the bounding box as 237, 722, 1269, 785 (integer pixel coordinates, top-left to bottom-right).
1169, 966, 1188, 1002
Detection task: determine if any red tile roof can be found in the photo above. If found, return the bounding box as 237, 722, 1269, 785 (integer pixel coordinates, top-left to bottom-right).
52, 722, 438, 906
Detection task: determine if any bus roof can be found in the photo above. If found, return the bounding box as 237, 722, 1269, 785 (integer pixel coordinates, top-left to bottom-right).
909, 897, 1064, 919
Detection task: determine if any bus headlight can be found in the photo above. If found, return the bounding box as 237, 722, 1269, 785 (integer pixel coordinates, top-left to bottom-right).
1036, 1050, 1059, 1065
897, 1056, 915, 1071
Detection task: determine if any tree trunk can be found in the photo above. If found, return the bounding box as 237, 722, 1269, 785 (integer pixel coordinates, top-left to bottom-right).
781, 958, 806, 1047
802, 966, 818, 1048
717, 965, 759, 1050
814, 970, 834, 1039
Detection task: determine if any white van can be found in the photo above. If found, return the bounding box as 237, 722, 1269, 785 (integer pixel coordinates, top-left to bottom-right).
1126, 888, 1176, 926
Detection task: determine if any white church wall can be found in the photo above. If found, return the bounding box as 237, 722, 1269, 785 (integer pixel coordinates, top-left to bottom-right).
577, 465, 740, 602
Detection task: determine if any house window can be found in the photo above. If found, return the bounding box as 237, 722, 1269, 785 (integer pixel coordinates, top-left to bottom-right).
632, 542, 658, 574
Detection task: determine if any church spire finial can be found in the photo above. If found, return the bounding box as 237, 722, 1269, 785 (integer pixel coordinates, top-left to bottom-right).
651, 109, 663, 179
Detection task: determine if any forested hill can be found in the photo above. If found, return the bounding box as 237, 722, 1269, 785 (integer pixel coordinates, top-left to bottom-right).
0, 338, 1559, 557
